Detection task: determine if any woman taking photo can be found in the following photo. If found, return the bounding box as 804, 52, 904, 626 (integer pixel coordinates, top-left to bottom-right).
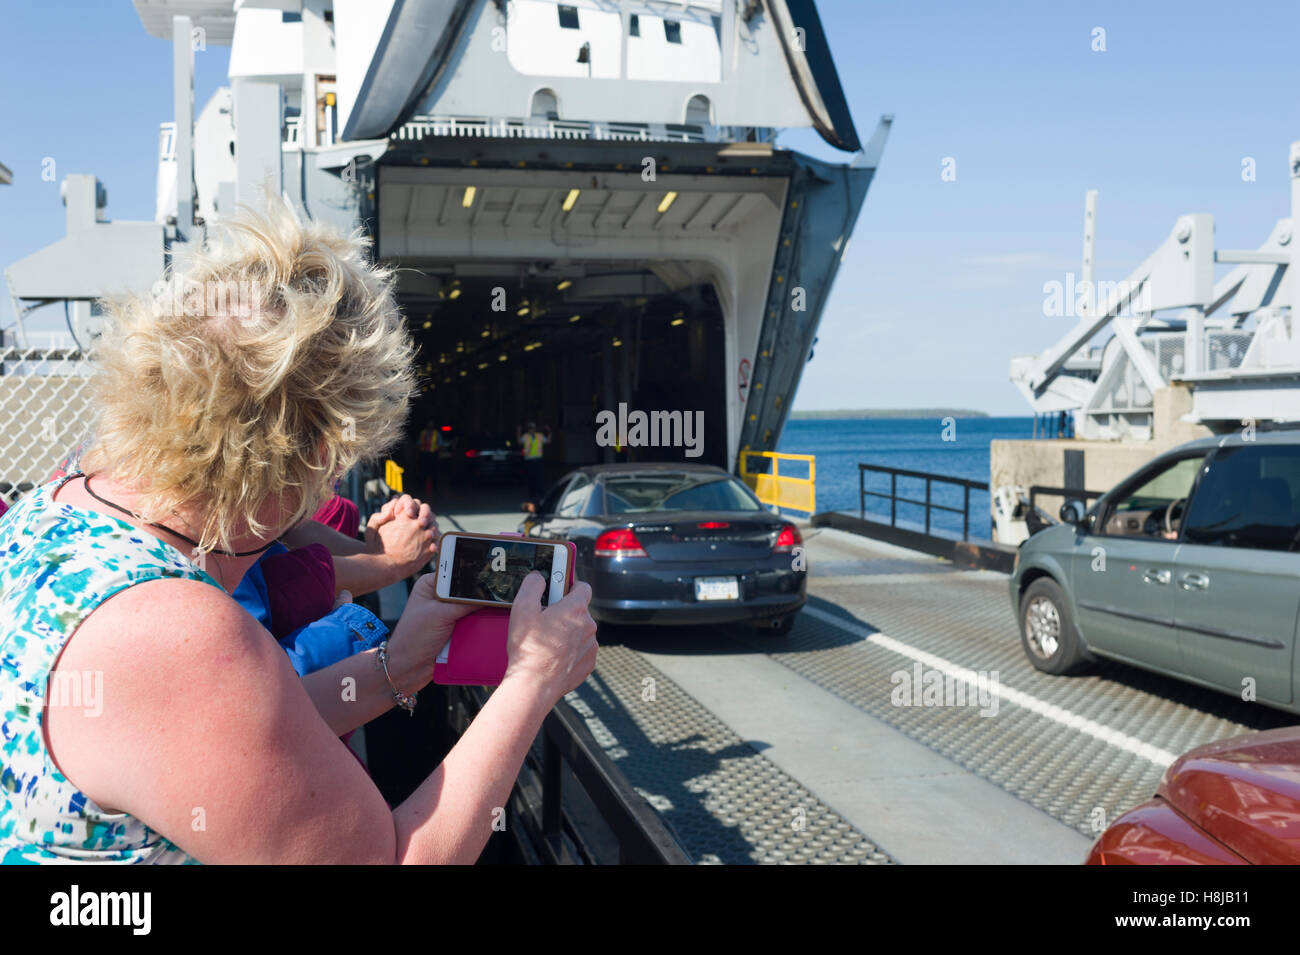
0, 199, 598, 864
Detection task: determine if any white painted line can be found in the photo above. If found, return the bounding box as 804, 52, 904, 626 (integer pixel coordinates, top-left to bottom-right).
802, 604, 1180, 768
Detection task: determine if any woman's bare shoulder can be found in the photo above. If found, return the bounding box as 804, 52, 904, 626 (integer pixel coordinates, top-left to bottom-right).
46, 575, 393, 863
48, 576, 287, 802
64, 576, 270, 671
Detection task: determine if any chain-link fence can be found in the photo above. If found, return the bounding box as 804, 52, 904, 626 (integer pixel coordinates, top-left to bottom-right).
1205, 330, 1254, 371
0, 347, 95, 505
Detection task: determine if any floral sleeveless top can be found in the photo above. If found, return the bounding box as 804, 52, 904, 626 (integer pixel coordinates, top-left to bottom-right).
0, 474, 221, 864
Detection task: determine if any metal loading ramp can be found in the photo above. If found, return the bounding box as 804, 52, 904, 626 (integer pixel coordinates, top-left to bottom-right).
548, 520, 1294, 862
564, 641, 895, 864
786, 529, 1294, 838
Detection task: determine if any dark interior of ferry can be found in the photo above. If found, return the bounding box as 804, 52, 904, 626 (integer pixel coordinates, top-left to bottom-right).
387, 261, 730, 488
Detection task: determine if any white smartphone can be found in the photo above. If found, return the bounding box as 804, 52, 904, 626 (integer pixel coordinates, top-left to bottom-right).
435, 532, 572, 608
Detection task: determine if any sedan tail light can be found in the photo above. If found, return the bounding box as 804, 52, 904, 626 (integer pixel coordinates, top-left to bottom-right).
464, 449, 479, 458
773, 523, 802, 553
595, 528, 648, 558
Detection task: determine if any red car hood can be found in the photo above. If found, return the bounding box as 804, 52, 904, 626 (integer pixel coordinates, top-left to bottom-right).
1160, 726, 1300, 864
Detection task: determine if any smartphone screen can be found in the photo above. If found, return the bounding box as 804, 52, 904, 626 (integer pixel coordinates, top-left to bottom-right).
447, 536, 562, 606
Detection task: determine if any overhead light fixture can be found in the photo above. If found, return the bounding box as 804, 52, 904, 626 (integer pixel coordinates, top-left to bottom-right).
422, 320, 432, 329
562, 188, 581, 212
498, 354, 508, 362
477, 362, 489, 370
557, 279, 572, 291
459, 370, 467, 377
481, 329, 490, 338
449, 288, 462, 300
657, 191, 678, 214
612, 338, 623, 347
670, 317, 685, 326
462, 186, 477, 208
517, 306, 530, 316
569, 314, 581, 323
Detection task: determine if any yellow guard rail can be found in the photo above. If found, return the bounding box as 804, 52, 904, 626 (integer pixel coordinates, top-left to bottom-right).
385, 459, 405, 495
739, 451, 815, 516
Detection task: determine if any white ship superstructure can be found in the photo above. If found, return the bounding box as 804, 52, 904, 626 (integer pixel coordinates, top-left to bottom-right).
1012, 145, 1300, 439
4, 0, 889, 485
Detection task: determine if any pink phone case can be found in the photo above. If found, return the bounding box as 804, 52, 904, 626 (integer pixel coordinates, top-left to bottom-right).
432, 536, 577, 686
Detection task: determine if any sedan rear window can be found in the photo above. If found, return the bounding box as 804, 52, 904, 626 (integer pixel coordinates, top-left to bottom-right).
602, 473, 762, 513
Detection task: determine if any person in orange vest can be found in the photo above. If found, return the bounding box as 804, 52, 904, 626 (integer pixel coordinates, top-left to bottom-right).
417, 420, 441, 496
517, 421, 551, 501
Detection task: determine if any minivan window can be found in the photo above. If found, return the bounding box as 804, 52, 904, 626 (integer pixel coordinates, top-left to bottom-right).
1182, 445, 1300, 551
1101, 454, 1205, 539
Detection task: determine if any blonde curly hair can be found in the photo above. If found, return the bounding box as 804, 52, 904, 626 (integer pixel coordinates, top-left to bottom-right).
81, 197, 416, 554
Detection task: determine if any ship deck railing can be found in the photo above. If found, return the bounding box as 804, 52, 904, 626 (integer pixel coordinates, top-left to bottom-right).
392, 114, 755, 145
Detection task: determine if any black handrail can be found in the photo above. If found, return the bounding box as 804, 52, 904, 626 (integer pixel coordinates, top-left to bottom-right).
444, 685, 692, 865
858, 463, 988, 541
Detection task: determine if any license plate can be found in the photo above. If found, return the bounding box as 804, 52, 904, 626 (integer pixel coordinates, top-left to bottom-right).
695, 576, 739, 601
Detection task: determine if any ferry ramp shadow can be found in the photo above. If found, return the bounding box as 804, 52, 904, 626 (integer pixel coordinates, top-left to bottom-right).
573, 621, 894, 864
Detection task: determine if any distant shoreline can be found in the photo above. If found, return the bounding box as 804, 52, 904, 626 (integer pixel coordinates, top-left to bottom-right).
788, 408, 990, 420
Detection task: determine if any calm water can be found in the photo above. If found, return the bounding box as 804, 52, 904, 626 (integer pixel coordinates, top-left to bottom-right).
775, 417, 1036, 538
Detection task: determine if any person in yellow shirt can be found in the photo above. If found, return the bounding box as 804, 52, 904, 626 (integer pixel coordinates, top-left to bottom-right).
517, 421, 551, 501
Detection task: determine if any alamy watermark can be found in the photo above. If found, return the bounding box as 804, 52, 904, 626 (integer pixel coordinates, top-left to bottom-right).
1042, 272, 1152, 318
150, 275, 263, 323
890, 662, 999, 717
49, 885, 150, 935
1, 669, 103, 718
595, 403, 705, 458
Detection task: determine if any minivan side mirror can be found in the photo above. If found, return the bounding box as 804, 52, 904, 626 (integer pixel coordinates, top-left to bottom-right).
1059, 499, 1088, 527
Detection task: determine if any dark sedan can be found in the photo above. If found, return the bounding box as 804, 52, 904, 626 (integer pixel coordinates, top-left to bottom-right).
519, 463, 806, 633
454, 432, 524, 484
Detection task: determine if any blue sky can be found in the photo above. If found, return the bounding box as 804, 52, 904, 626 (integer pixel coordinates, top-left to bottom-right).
3, 0, 1299, 414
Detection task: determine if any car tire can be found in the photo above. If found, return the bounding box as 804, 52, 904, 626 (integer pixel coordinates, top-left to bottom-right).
1019, 577, 1091, 674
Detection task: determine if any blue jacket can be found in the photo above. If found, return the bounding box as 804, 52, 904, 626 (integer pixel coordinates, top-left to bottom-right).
233, 545, 389, 677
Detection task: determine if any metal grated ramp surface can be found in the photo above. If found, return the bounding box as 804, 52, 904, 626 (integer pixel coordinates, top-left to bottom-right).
566, 643, 895, 865
754, 528, 1295, 837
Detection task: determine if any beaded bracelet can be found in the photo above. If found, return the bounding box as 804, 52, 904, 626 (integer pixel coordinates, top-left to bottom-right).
374, 641, 417, 716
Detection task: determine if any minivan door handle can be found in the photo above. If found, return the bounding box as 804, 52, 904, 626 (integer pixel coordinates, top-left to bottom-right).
1142, 568, 1171, 585
1178, 572, 1209, 592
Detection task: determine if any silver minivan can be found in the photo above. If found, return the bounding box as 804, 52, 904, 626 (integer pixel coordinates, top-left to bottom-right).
1010, 430, 1300, 713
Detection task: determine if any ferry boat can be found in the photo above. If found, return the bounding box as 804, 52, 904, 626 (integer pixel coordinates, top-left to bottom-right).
4, 0, 889, 490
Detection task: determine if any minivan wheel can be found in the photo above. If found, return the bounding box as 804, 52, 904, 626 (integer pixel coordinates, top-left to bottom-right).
1019, 577, 1091, 674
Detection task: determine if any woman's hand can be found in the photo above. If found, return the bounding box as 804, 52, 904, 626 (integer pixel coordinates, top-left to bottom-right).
365, 494, 439, 582
385, 573, 477, 688
502, 572, 598, 704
